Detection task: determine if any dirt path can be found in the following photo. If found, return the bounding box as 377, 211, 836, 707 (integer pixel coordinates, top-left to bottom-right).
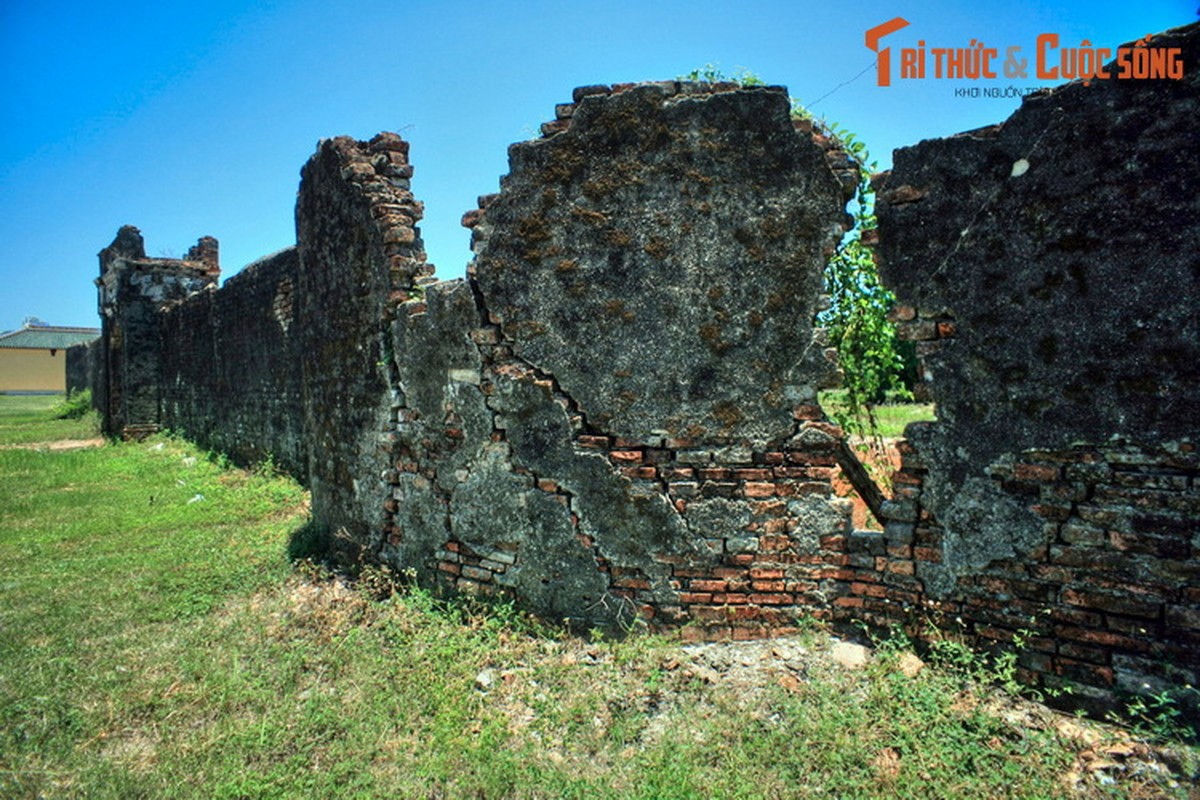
0, 438, 105, 451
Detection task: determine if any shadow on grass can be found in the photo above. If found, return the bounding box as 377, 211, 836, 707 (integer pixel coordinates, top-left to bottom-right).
286, 519, 332, 563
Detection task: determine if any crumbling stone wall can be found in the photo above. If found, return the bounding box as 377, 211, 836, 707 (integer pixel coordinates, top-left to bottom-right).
97, 226, 219, 438
870, 23, 1199, 711
364, 82, 860, 632
158, 247, 307, 476
65, 336, 101, 397
295, 132, 435, 544
88, 39, 1198, 712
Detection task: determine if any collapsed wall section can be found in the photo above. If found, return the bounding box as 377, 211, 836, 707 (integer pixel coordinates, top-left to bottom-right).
871, 23, 1200, 710
378, 82, 859, 633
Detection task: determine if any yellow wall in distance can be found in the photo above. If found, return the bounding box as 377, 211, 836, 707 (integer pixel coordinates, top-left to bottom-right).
0, 349, 66, 392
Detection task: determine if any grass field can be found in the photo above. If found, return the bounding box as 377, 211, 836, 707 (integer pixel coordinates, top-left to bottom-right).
818, 390, 936, 440
0, 393, 101, 444
0, 396, 1195, 798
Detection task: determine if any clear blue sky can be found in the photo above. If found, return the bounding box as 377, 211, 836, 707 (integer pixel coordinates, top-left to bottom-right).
1, 0, 1194, 332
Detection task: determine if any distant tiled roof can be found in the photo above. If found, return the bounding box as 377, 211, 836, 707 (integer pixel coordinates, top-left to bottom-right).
0, 325, 100, 351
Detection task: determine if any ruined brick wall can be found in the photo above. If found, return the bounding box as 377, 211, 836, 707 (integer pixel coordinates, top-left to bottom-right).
65, 337, 101, 397
158, 248, 307, 476
377, 82, 859, 632
89, 42, 1198, 712
97, 226, 219, 439
294, 133, 434, 543
870, 23, 1199, 712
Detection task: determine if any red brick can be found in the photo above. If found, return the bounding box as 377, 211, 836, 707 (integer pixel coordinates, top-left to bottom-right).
759, 518, 787, 535
749, 593, 794, 605
678, 592, 713, 604
743, 482, 776, 498
758, 536, 793, 552
612, 577, 651, 590
791, 404, 824, 420
437, 561, 461, 576
577, 435, 610, 449
610, 450, 643, 464
751, 580, 787, 592
1053, 625, 1151, 652
727, 553, 756, 565
1029, 502, 1070, 523
749, 567, 784, 580
1057, 642, 1112, 665
698, 468, 731, 480
712, 593, 749, 604
1013, 463, 1060, 482
725, 606, 763, 620
1061, 589, 1161, 619
1054, 657, 1114, 687
721, 575, 751, 594
819, 534, 847, 550
689, 605, 730, 622
662, 467, 695, 480
885, 560, 915, 576
787, 452, 838, 466
690, 579, 727, 592
804, 421, 844, 438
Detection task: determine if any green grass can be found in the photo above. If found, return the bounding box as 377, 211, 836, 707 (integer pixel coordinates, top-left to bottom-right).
0, 393, 100, 444
819, 390, 935, 439
0, 396, 1194, 798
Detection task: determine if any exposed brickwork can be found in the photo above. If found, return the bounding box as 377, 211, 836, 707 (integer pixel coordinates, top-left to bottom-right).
886, 304, 954, 402
84, 30, 1199, 716
870, 24, 1200, 715
158, 248, 307, 476
295, 133, 435, 546
837, 431, 1200, 712
378, 82, 857, 633
96, 225, 219, 439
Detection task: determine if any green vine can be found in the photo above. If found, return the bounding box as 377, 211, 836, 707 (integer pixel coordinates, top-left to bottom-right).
795, 106, 912, 437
